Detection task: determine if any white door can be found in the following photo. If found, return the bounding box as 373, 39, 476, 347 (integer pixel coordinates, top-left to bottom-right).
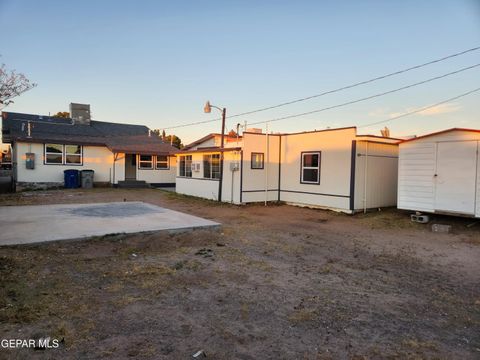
434, 141, 478, 214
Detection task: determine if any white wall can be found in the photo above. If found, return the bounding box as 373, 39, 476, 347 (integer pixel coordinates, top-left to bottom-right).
477, 146, 480, 218
175, 151, 241, 203
136, 156, 176, 184
15, 142, 117, 183
176, 176, 219, 200
398, 130, 480, 216
354, 141, 398, 210
241, 133, 280, 203
278, 129, 355, 211
221, 151, 242, 204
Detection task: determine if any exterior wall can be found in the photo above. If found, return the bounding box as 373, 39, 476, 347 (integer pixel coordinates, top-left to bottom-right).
354, 141, 398, 210
176, 151, 241, 203
176, 176, 219, 200
398, 130, 480, 216
278, 129, 356, 212
222, 151, 242, 204
136, 155, 176, 185
477, 148, 480, 218
189, 138, 216, 150
241, 133, 280, 203
15, 142, 117, 184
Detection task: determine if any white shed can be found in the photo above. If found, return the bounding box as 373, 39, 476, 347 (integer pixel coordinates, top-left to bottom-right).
398, 128, 480, 218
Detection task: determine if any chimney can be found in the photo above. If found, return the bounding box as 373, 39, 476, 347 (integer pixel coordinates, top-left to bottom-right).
70, 103, 91, 125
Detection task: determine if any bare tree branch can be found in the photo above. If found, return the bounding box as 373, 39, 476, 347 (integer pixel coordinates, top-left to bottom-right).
0, 61, 37, 107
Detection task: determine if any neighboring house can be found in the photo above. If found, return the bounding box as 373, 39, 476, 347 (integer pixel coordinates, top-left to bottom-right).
398, 128, 480, 218
1, 104, 177, 189
176, 127, 400, 213
181, 133, 243, 151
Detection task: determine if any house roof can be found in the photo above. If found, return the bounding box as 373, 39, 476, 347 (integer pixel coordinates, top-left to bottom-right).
182, 133, 242, 150
176, 146, 242, 155
399, 128, 480, 143
1, 111, 177, 155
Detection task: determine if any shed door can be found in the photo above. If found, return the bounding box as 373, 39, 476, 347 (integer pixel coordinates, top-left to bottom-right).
434, 141, 477, 214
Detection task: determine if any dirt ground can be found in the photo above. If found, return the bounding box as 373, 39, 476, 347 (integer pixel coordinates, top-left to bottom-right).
0, 188, 479, 359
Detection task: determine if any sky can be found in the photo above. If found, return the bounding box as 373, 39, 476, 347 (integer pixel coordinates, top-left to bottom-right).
0, 0, 479, 144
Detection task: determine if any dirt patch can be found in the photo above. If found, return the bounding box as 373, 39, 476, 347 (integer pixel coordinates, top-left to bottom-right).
0, 188, 479, 359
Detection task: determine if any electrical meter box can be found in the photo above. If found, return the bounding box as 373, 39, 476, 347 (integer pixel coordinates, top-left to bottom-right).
26, 153, 35, 169
230, 162, 239, 171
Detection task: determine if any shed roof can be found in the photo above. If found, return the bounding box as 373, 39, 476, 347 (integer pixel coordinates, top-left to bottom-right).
1, 111, 177, 155
399, 128, 480, 143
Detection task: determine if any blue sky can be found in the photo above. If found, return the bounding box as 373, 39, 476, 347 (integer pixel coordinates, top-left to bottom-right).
1, 0, 479, 143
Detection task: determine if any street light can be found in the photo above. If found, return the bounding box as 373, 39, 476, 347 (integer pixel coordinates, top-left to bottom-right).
204, 101, 226, 202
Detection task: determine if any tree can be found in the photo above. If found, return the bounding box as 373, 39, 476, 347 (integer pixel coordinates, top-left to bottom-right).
52, 111, 70, 118
0, 61, 36, 107
164, 134, 183, 149
151, 129, 183, 149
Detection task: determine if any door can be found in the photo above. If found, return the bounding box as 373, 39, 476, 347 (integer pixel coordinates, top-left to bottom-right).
434, 141, 477, 214
124, 154, 137, 180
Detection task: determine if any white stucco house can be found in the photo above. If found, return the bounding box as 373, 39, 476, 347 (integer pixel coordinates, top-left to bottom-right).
398, 128, 480, 218
1, 104, 178, 190
175, 127, 400, 213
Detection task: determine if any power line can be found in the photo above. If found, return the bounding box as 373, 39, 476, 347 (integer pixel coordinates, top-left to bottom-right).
358, 86, 480, 129
163, 46, 480, 130
246, 62, 480, 126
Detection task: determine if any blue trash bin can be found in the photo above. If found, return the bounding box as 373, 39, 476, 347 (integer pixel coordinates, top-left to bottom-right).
64, 169, 80, 188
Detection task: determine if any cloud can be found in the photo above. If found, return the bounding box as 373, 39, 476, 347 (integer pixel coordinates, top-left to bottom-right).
416, 102, 461, 116
386, 102, 461, 118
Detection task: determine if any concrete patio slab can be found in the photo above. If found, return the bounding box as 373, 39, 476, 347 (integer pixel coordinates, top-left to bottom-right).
0, 201, 220, 246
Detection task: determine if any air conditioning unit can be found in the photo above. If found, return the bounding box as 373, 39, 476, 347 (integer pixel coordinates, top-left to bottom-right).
191, 162, 201, 172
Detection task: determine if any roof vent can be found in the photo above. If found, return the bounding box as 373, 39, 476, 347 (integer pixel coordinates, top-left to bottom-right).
70, 103, 91, 125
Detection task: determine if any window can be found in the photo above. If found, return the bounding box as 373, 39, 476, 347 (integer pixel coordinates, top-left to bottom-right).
251, 152, 264, 169
179, 155, 192, 177
45, 144, 63, 164
301, 152, 321, 184
156, 155, 169, 169
138, 155, 153, 169
65, 145, 82, 164
45, 144, 83, 165
203, 154, 220, 179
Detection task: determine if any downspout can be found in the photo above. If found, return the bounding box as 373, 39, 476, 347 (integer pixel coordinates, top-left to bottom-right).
278, 135, 282, 202
218, 108, 226, 202
12, 142, 17, 192
231, 152, 235, 204
363, 142, 369, 214
112, 152, 118, 186
265, 122, 269, 206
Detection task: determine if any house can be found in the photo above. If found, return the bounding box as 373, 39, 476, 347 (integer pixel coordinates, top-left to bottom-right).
176, 126, 400, 213
398, 128, 480, 218
1, 104, 178, 190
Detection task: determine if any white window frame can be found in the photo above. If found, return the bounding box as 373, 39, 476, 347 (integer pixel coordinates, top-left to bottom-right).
44, 144, 83, 166
138, 155, 153, 169
155, 155, 169, 170
300, 151, 321, 184
179, 155, 192, 177
203, 153, 220, 179
251, 152, 264, 169
65, 145, 82, 165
